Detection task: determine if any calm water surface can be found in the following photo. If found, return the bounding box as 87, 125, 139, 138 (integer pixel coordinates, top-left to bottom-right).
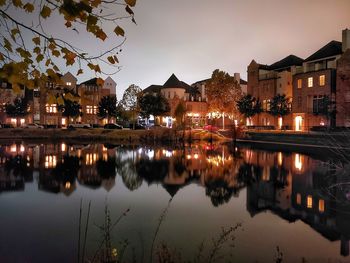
0, 142, 349, 263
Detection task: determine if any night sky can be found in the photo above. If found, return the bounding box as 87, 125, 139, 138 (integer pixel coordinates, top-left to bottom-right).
36, 0, 350, 99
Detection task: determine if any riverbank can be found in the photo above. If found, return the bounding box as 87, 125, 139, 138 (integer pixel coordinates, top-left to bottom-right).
0, 128, 228, 145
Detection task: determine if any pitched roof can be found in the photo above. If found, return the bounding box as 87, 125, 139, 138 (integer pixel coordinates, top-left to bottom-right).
143, 84, 162, 93
240, 79, 247, 85
163, 74, 185, 88
269, 55, 304, 70
305, 40, 342, 62
80, 77, 98, 85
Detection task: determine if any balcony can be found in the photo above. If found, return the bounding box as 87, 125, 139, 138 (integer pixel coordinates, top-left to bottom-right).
258, 72, 278, 80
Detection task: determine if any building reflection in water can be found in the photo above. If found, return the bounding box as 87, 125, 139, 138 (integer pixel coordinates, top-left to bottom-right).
0, 142, 350, 257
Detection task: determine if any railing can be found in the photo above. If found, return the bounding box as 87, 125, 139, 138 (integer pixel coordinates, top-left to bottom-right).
258, 72, 278, 80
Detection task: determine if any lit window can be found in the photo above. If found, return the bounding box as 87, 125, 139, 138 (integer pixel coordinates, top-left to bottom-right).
45, 155, 57, 168
86, 105, 93, 114
307, 195, 313, 208
62, 118, 66, 125
294, 154, 302, 171
319, 75, 325, 86
46, 104, 57, 113
308, 77, 313, 87
297, 79, 302, 89
319, 199, 325, 213
66, 82, 72, 86
296, 193, 301, 205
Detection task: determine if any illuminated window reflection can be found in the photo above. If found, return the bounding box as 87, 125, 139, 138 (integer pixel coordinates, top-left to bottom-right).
45, 155, 57, 168
296, 193, 301, 205
319, 199, 325, 213
294, 154, 302, 171
307, 195, 313, 208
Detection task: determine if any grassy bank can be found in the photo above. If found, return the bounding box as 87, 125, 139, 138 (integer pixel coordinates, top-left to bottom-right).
0, 128, 228, 145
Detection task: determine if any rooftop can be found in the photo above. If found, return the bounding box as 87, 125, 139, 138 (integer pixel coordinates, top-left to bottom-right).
305, 40, 342, 62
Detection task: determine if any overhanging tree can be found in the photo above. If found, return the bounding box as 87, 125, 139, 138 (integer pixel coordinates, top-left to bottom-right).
5, 96, 29, 126
98, 95, 119, 123
268, 94, 291, 129
206, 69, 242, 129
0, 0, 137, 93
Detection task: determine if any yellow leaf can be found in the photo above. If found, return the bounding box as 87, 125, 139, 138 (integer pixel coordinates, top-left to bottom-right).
33, 46, 41, 54
11, 28, 19, 40
77, 69, 83, 75
12, 0, 22, 7
87, 63, 95, 70
13, 83, 21, 94
0, 0, 6, 6
96, 29, 107, 41
94, 64, 101, 73
113, 55, 119, 63
32, 37, 40, 45
4, 38, 13, 52
36, 54, 44, 62
45, 59, 51, 67
65, 21, 72, 28
47, 94, 57, 104
124, 0, 136, 7
64, 92, 74, 101
64, 51, 76, 66
91, 0, 101, 7
52, 50, 60, 57
40, 5, 51, 19
57, 96, 64, 105
48, 42, 56, 50
107, 56, 115, 64
114, 26, 125, 37
0, 52, 4, 61
23, 3, 34, 12
53, 65, 59, 72
26, 80, 35, 89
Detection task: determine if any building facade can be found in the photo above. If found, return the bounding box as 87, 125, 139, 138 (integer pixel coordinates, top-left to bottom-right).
247, 28, 350, 131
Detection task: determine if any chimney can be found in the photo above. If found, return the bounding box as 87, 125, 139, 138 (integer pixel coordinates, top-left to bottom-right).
234, 73, 240, 84
342, 28, 350, 52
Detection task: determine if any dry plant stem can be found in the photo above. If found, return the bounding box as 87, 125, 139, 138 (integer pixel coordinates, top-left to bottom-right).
78, 198, 83, 263
150, 197, 173, 263
82, 200, 92, 263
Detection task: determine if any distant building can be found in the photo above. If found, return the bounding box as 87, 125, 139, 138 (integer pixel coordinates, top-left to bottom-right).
143, 73, 208, 127
78, 77, 117, 125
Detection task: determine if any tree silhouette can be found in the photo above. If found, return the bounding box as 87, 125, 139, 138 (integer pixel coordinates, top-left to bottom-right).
58, 95, 81, 124
269, 94, 291, 128
98, 95, 119, 123
237, 94, 263, 124
139, 93, 170, 122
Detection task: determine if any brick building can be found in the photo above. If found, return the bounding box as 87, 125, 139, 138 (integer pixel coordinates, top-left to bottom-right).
78, 77, 116, 125
247, 55, 303, 128
292, 29, 350, 131
247, 28, 350, 131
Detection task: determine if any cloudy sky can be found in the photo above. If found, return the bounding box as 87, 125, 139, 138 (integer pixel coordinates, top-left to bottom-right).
41, 0, 350, 99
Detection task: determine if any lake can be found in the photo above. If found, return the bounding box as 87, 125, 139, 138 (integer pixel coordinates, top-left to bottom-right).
0, 141, 349, 263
